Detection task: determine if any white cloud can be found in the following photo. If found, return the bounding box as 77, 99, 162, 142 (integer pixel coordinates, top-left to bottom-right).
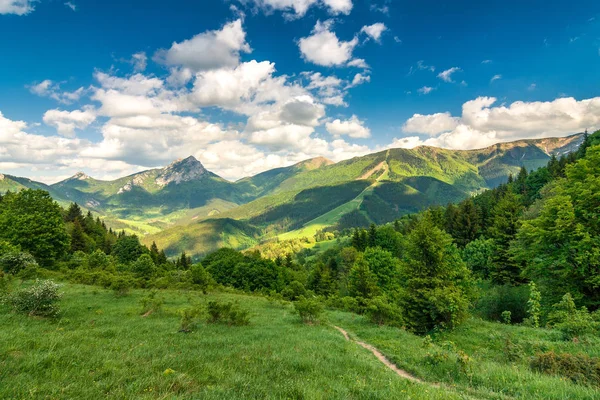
411, 96, 600, 150
238, 0, 352, 18
348, 73, 370, 87
347, 58, 369, 69
43, 107, 96, 137
388, 136, 424, 149
418, 86, 435, 95
402, 112, 460, 136
0, 0, 35, 15
490, 74, 502, 83
360, 23, 387, 42
64, 2, 76, 11
481, 59, 492, 64
28, 80, 86, 104
131, 52, 147, 72
154, 19, 250, 72
437, 67, 461, 83
326, 115, 370, 138
298, 20, 359, 67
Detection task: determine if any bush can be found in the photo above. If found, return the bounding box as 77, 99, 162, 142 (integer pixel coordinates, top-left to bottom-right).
501, 310, 512, 324
0, 251, 38, 275
190, 264, 212, 294
179, 307, 202, 333
365, 296, 403, 327
547, 293, 599, 338
139, 290, 164, 316
111, 276, 133, 297
475, 283, 529, 323
206, 301, 250, 326
294, 296, 324, 324
8, 280, 62, 317
531, 351, 600, 387
281, 280, 307, 301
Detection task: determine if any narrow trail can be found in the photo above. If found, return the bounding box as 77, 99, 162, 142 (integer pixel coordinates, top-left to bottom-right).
333, 326, 431, 385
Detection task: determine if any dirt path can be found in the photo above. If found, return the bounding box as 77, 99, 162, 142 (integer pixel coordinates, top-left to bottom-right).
333, 325, 428, 385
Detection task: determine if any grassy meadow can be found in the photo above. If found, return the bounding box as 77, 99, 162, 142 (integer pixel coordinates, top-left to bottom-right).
2, 282, 599, 399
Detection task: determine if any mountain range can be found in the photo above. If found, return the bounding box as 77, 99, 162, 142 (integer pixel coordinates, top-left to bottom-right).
0, 133, 584, 257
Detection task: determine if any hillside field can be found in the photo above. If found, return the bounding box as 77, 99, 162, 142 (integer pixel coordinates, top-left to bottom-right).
1, 282, 598, 400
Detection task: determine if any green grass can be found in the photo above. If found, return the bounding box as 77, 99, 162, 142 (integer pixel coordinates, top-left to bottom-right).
0, 283, 462, 399
329, 312, 600, 400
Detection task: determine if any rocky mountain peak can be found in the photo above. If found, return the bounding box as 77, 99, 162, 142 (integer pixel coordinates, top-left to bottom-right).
155, 156, 207, 187
71, 172, 91, 181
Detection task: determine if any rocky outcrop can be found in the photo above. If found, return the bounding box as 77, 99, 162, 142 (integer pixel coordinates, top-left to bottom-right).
155, 156, 207, 187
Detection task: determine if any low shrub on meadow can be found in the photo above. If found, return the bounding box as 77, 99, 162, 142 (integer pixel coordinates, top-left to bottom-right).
294, 296, 324, 324
531, 351, 600, 387
7, 279, 62, 317
206, 301, 250, 326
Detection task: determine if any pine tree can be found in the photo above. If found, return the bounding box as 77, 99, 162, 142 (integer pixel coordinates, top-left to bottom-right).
70, 219, 88, 253
348, 256, 379, 299
65, 202, 83, 223
488, 191, 524, 285
454, 199, 480, 248
368, 224, 377, 248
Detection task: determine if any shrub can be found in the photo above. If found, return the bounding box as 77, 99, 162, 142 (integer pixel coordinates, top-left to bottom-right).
190, 264, 212, 294
179, 307, 202, 333
0, 251, 38, 275
111, 276, 133, 297
8, 280, 62, 317
531, 351, 600, 387
294, 296, 324, 324
547, 293, 599, 338
139, 290, 164, 316
526, 281, 542, 328
365, 296, 403, 327
281, 280, 307, 301
501, 310, 512, 324
206, 301, 250, 326
475, 283, 529, 323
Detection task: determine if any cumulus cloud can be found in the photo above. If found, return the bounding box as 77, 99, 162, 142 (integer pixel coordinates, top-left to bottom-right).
298, 20, 359, 67
154, 19, 250, 72
28, 80, 86, 104
437, 67, 461, 83
402, 112, 460, 136
360, 23, 387, 42
400, 96, 600, 150
237, 0, 352, 18
326, 115, 371, 138
0, 0, 35, 15
43, 107, 97, 137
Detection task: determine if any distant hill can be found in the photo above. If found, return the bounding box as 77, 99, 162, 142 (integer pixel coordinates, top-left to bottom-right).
0, 133, 585, 256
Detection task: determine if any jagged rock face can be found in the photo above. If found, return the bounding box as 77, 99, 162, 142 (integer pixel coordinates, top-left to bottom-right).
72, 172, 90, 180
155, 156, 207, 187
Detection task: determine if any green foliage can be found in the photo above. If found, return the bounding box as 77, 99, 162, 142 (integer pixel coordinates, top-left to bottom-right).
347, 256, 379, 299
281, 280, 307, 301
531, 351, 600, 387
110, 276, 133, 297
0, 190, 69, 266
547, 293, 599, 338
190, 263, 211, 293
131, 254, 156, 279
488, 191, 524, 284
514, 145, 600, 309
293, 296, 324, 324
178, 306, 202, 333
0, 250, 38, 275
527, 281, 542, 328
7, 279, 62, 317
139, 290, 164, 315
206, 301, 250, 326
363, 247, 400, 291
400, 216, 474, 333
501, 310, 512, 324
112, 235, 147, 264
475, 283, 529, 323
365, 296, 403, 327
462, 237, 494, 278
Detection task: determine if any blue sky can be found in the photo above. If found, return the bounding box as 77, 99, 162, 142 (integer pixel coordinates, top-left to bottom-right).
0, 0, 599, 183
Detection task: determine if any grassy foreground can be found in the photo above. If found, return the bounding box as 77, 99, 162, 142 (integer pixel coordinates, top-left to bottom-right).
1, 283, 599, 399
0, 283, 457, 399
